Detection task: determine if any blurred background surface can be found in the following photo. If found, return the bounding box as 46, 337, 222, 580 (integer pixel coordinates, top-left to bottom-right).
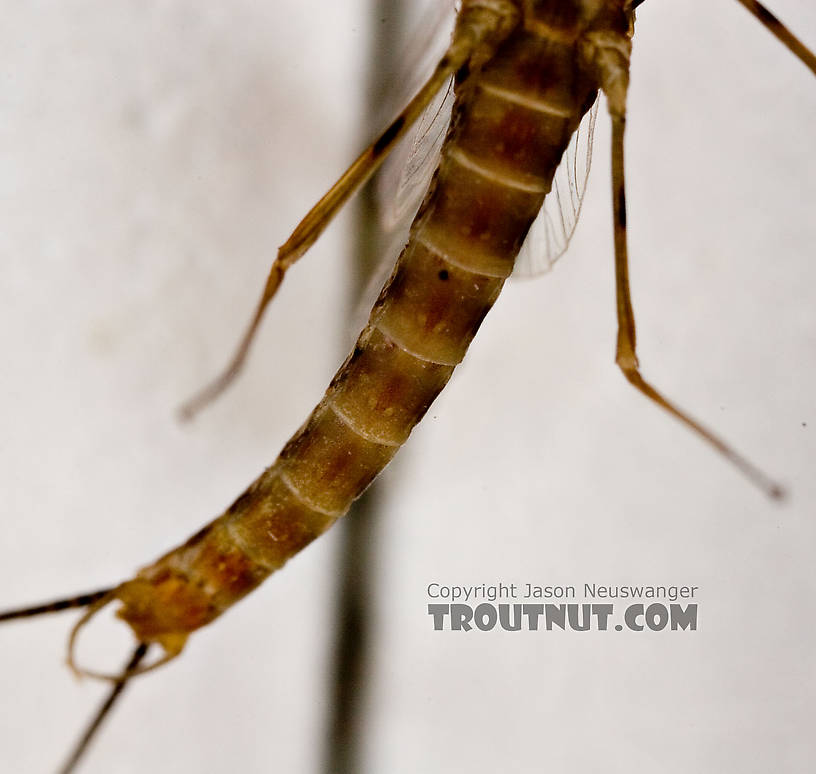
1, 1, 815, 772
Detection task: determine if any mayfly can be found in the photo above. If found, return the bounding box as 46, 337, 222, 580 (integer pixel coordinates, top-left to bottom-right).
1, 1, 816, 774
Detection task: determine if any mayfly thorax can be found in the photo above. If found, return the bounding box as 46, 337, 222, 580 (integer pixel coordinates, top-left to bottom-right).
1, 1, 815, 773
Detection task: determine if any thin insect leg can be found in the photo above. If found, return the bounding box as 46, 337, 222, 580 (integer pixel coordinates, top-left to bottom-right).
608, 94, 784, 499
178, 0, 522, 421
58, 642, 149, 774
733, 0, 816, 76
0, 588, 114, 623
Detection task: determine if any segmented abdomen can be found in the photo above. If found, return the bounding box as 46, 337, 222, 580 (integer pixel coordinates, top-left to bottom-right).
114, 17, 599, 653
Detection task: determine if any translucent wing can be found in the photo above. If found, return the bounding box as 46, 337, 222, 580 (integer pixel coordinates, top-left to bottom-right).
378, 76, 454, 233
377, 0, 458, 235
358, 79, 453, 340
513, 95, 599, 278
346, 1, 458, 340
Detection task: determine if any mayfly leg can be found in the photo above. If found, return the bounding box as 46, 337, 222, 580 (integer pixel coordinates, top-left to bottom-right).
175, 64, 452, 420
733, 0, 816, 76
609, 114, 784, 498
602, 0, 815, 496
588, 24, 790, 499
178, 0, 522, 421
608, 0, 816, 495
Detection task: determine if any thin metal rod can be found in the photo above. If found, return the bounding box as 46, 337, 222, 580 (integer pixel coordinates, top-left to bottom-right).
0, 588, 114, 623
322, 1, 404, 771
58, 642, 150, 774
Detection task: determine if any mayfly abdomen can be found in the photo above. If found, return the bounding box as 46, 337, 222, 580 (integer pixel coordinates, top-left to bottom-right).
4, 0, 816, 771
110, 5, 610, 653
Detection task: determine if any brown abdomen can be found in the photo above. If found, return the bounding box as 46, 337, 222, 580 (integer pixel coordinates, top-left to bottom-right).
114, 21, 598, 648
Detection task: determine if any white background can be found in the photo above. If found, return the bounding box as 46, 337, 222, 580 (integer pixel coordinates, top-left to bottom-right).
1, 1, 815, 772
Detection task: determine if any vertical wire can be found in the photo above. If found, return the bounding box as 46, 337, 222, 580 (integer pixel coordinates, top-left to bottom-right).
322, 1, 405, 771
